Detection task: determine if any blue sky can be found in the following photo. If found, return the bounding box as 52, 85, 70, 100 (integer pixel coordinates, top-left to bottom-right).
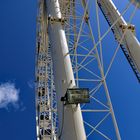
0, 0, 140, 140
0, 0, 37, 140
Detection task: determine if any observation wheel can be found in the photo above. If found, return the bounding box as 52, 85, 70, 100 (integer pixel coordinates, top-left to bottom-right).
36, 0, 140, 140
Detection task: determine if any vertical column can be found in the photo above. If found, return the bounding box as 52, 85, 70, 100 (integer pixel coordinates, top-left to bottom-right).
46, 0, 86, 140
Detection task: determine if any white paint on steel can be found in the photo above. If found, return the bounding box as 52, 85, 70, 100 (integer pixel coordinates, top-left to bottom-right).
46, 0, 86, 140
97, 0, 140, 74
124, 30, 140, 73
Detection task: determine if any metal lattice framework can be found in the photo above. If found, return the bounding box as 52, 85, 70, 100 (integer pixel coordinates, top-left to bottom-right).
36, 0, 140, 140
59, 0, 120, 139
36, 1, 57, 139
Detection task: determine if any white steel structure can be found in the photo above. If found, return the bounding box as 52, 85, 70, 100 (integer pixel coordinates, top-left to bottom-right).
36, 1, 57, 139
36, 0, 140, 140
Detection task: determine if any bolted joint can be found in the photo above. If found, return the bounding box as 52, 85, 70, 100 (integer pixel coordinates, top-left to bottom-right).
84, 12, 90, 23
120, 24, 135, 34
48, 15, 66, 25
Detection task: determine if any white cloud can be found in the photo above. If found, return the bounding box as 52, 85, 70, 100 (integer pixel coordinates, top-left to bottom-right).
0, 82, 20, 109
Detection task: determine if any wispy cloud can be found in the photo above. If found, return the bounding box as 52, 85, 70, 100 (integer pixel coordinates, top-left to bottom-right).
27, 80, 34, 89
0, 82, 20, 109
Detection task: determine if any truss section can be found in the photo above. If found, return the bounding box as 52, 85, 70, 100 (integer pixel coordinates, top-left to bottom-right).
36, 0, 139, 139
36, 0, 57, 140
97, 0, 140, 82
59, 0, 121, 139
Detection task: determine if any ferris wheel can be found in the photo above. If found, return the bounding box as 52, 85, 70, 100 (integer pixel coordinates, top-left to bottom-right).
35, 0, 140, 140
